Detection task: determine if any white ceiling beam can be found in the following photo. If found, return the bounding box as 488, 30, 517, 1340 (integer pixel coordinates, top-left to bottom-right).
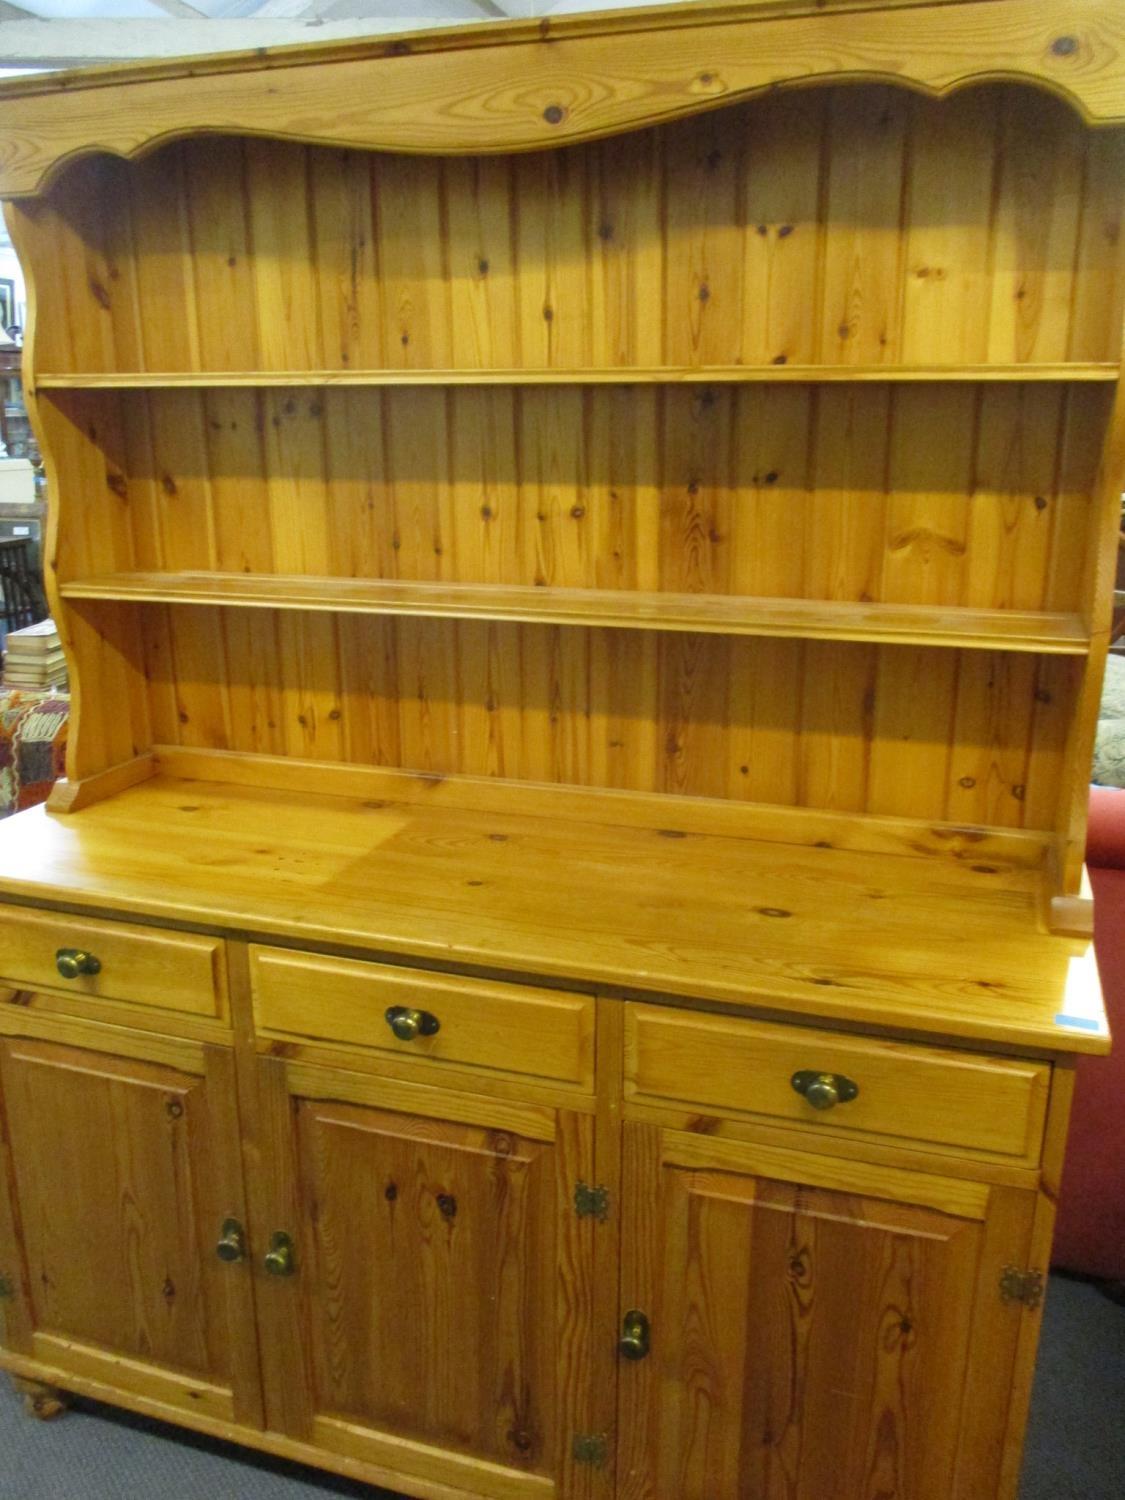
0, 14, 487, 64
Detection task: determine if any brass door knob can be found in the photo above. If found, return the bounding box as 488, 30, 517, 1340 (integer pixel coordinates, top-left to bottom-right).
791, 1070, 859, 1111
385, 1006, 440, 1042
55, 947, 101, 980
618, 1309, 651, 1361
264, 1231, 296, 1277
216, 1218, 246, 1263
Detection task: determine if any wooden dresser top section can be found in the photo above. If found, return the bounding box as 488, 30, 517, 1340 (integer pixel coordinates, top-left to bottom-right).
0, 0, 1124, 196
0, 770, 1103, 1056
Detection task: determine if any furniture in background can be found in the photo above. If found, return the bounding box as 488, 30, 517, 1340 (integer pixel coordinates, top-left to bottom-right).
1054, 784, 1125, 1284
0, 537, 47, 635
0, 343, 29, 461
0, 5, 1122, 1499
0, 689, 67, 817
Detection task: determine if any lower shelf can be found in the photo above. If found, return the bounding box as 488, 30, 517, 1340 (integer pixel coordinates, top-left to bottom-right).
58, 571, 1092, 654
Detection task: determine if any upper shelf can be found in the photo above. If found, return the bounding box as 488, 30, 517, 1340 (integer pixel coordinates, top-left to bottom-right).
59, 571, 1091, 654
32, 364, 1121, 390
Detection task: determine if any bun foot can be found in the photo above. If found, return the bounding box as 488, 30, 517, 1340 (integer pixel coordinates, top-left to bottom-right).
10, 1377, 70, 1420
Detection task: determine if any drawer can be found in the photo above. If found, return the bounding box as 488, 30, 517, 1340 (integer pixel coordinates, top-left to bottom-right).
625, 1004, 1050, 1162
250, 946, 595, 1091
0, 903, 226, 1019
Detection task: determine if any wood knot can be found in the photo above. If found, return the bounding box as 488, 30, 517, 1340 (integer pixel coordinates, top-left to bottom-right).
543, 104, 566, 125
1051, 34, 1079, 57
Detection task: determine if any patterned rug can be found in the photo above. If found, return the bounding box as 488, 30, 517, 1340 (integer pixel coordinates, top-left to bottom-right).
0, 690, 68, 815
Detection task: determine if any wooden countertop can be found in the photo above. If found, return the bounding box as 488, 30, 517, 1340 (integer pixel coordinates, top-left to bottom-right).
0, 773, 1107, 1056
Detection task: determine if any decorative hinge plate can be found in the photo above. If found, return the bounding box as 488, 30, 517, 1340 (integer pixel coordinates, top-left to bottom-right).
572, 1432, 609, 1466
574, 1182, 609, 1221
1000, 1265, 1044, 1309
0, 1274, 14, 1301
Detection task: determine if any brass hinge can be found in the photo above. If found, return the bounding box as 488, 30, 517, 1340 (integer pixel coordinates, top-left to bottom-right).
572, 1432, 609, 1466
574, 1182, 609, 1221
1000, 1265, 1045, 1309
0, 1274, 14, 1301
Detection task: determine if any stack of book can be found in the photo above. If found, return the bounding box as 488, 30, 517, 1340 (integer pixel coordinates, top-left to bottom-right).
3, 619, 67, 690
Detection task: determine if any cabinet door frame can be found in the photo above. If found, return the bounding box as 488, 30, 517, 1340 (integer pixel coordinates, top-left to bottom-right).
247, 1052, 608, 1500
616, 1121, 1039, 1500
0, 1008, 263, 1429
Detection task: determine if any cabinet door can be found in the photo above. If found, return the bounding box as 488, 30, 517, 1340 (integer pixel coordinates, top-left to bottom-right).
0, 1027, 261, 1428
617, 1125, 1037, 1500
251, 1058, 603, 1500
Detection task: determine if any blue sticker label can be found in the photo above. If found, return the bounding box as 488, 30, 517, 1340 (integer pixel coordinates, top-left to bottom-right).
1053, 1013, 1104, 1032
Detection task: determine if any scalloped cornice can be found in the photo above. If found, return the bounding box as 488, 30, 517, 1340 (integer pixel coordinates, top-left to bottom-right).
0, 0, 1123, 197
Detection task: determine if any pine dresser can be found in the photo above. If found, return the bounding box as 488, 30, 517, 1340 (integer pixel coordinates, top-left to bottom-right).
0, 3, 1123, 1497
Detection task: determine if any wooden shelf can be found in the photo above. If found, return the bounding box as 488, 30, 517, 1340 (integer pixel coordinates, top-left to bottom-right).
32, 363, 1121, 390
60, 571, 1092, 654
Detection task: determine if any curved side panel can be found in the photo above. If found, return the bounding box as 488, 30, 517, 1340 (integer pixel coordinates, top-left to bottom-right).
3, 199, 153, 800
0, 0, 1124, 197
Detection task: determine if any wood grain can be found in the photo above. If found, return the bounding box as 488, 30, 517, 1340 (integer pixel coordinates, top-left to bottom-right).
0, 1033, 260, 1424
0, 773, 1103, 1055
616, 1121, 1032, 1500
3, 0, 1125, 199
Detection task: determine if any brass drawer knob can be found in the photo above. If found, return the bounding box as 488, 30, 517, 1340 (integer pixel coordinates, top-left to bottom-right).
619, 1309, 651, 1361
385, 1005, 441, 1042
264, 1231, 296, 1277
216, 1218, 246, 1263
55, 947, 101, 980
791, 1070, 859, 1111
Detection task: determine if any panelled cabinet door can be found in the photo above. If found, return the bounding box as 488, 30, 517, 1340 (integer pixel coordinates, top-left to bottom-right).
616, 1125, 1038, 1500
0, 1027, 261, 1428
251, 1058, 602, 1500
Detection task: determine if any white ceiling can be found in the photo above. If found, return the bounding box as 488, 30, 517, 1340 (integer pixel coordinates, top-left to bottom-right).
0, 0, 693, 64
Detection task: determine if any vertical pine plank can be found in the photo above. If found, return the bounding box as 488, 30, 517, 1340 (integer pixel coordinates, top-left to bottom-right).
371, 154, 451, 369
1068, 128, 1125, 361
588, 128, 664, 368
245, 141, 323, 370
728, 386, 812, 598
900, 91, 999, 366
738, 90, 826, 367
661, 110, 744, 367
444, 156, 519, 369
183, 139, 261, 373
513, 148, 591, 370
804, 385, 891, 603
882, 385, 976, 606
987, 92, 1086, 365
867, 645, 957, 819
309, 148, 384, 371
798, 639, 876, 813
818, 87, 910, 364
127, 145, 201, 372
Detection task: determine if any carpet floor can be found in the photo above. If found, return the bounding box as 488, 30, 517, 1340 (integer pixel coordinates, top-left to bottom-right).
0, 1273, 1121, 1498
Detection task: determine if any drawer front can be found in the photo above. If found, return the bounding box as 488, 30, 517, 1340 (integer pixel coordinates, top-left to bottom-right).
0, 904, 226, 1019
625, 1004, 1050, 1162
250, 946, 595, 1091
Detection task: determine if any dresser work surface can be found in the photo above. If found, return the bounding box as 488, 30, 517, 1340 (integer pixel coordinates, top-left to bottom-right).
1, 2, 1123, 1498
0, 768, 1104, 1055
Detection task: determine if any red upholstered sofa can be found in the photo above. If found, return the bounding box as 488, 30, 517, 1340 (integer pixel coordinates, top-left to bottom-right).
1053, 785, 1125, 1280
